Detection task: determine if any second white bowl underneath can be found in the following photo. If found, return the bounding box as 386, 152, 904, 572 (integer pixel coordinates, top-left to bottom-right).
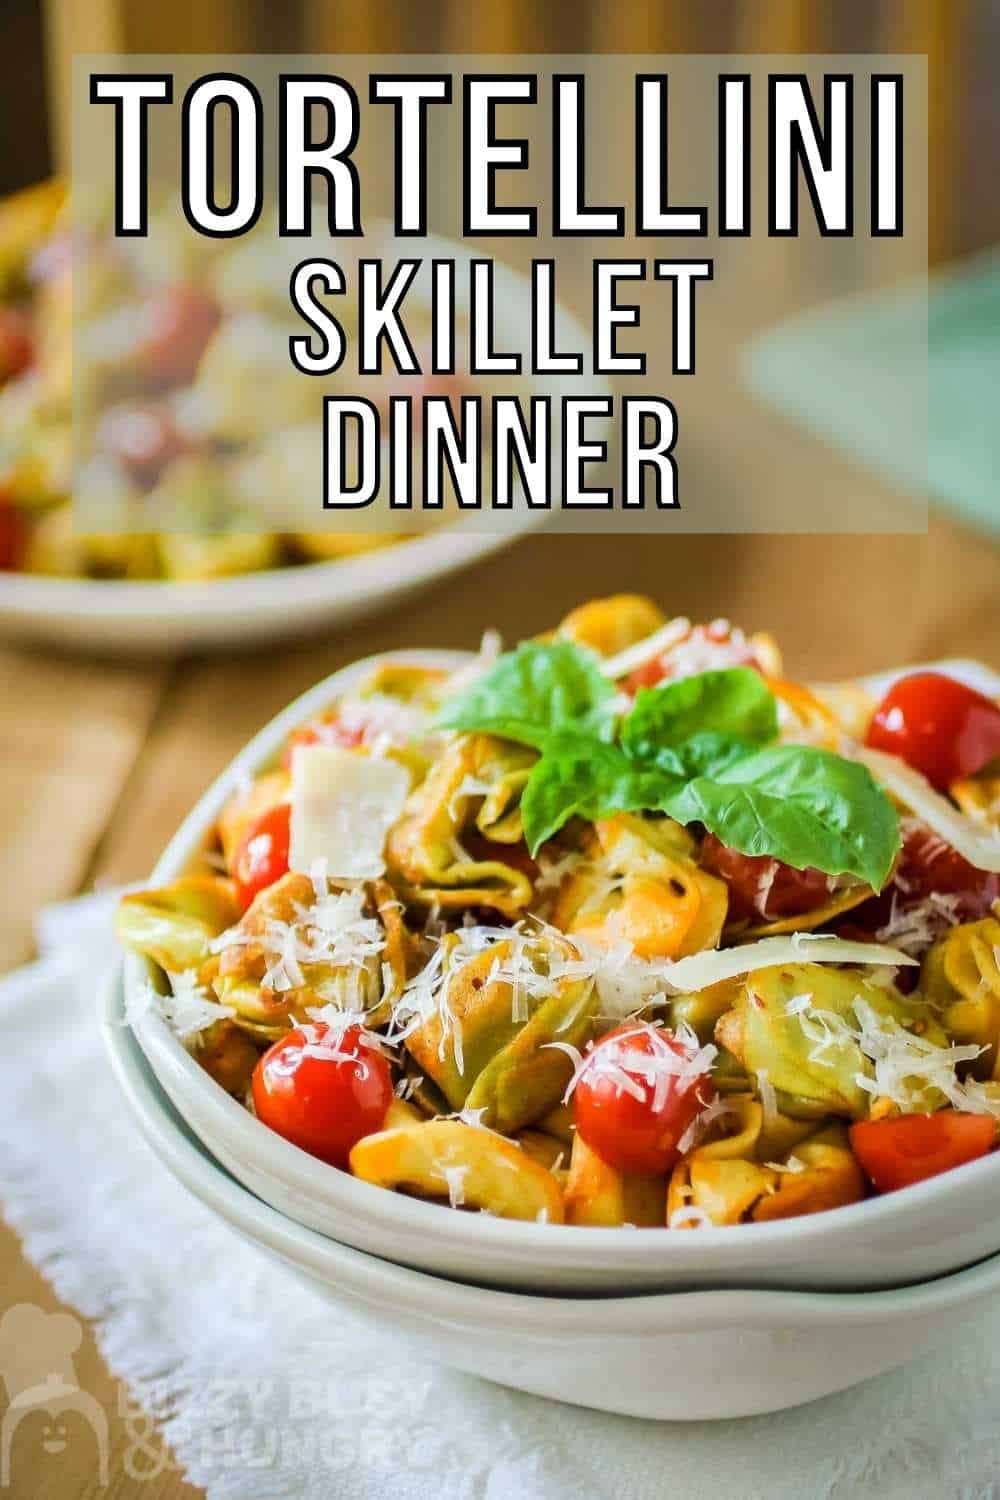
105, 968, 1000, 1422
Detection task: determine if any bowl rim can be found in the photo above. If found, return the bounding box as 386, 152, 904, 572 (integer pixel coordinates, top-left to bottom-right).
0, 524, 529, 620
105, 965, 1000, 1327
123, 649, 1000, 1274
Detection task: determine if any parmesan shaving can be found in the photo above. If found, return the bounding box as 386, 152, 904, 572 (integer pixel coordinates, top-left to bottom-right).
656, 933, 916, 994
598, 616, 692, 680
289, 744, 410, 881
756, 1068, 779, 1132
860, 747, 1000, 874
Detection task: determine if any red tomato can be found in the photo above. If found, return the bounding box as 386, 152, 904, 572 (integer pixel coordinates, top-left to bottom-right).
132, 284, 222, 386
850, 820, 1000, 935
232, 802, 291, 911
623, 622, 762, 695
96, 403, 190, 487
376, 371, 471, 437
574, 1023, 714, 1175
253, 1022, 393, 1168
282, 713, 366, 769
0, 495, 26, 570
0, 308, 33, 383
700, 832, 832, 924
849, 1112, 995, 1194
865, 671, 1000, 790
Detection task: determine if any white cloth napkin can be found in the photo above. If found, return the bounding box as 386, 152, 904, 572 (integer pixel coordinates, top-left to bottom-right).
2, 893, 1000, 1500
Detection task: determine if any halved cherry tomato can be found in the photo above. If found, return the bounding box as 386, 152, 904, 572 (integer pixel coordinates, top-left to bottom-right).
375, 370, 471, 437
700, 832, 832, 924
849, 1111, 995, 1194
0, 308, 33, 383
96, 403, 191, 487
0, 495, 27, 571
231, 802, 291, 911
850, 820, 1000, 935
573, 1023, 714, 1175
252, 1022, 393, 1168
282, 712, 366, 769
623, 622, 762, 695
865, 671, 1000, 790
132, 284, 222, 386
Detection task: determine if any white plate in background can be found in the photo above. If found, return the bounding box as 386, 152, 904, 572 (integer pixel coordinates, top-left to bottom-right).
0, 526, 528, 654
0, 231, 604, 654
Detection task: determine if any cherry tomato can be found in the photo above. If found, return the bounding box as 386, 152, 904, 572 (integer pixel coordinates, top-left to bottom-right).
375, 371, 471, 437
865, 671, 1000, 790
96, 403, 190, 487
574, 1023, 714, 1175
849, 1111, 995, 1194
850, 820, 1000, 935
282, 713, 366, 769
623, 622, 762, 695
700, 832, 832, 924
253, 1022, 393, 1168
0, 308, 33, 383
0, 495, 27, 571
232, 802, 291, 911
132, 284, 222, 386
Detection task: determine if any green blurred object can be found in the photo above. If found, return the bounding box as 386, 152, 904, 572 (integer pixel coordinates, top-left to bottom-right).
746, 249, 1000, 537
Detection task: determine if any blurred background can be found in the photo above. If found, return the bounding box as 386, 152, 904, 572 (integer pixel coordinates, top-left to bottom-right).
3, 0, 996, 266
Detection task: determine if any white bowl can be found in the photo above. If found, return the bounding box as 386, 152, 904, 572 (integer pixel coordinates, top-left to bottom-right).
124, 651, 1000, 1295
104, 968, 1000, 1421
0, 529, 531, 655
0, 231, 603, 655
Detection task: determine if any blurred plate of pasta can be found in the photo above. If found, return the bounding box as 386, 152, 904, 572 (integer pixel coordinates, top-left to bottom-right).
0, 181, 579, 651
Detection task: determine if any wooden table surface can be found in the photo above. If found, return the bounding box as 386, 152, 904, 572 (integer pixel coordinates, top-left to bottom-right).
2, 510, 999, 1496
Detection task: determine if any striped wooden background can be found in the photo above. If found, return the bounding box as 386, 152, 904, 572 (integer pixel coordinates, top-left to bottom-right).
26, 0, 992, 267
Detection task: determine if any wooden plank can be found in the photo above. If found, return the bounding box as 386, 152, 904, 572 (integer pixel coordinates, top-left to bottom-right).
42, 0, 124, 175
0, 649, 168, 970
0, 1219, 199, 1500
93, 509, 1000, 897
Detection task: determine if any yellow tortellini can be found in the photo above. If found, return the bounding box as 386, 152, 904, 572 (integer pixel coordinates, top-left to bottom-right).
115, 875, 239, 974
923, 917, 1000, 1078
666, 1097, 864, 1227
385, 733, 537, 916
349, 1119, 565, 1222
212, 872, 411, 1040
555, 594, 667, 658
552, 814, 728, 961
403, 930, 597, 1131
715, 964, 949, 1120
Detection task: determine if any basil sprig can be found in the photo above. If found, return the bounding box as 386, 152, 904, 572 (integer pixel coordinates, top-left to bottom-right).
440, 645, 900, 890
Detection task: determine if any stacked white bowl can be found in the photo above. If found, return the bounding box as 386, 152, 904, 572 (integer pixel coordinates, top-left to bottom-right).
108, 652, 1000, 1420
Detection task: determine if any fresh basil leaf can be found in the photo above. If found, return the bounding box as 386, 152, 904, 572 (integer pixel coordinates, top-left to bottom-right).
438, 641, 617, 750
646, 730, 763, 780
521, 731, 680, 854
660, 744, 901, 891
622, 668, 778, 768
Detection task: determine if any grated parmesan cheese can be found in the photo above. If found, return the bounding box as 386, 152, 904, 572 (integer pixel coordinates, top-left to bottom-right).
129, 970, 234, 1044
669, 1205, 714, 1230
